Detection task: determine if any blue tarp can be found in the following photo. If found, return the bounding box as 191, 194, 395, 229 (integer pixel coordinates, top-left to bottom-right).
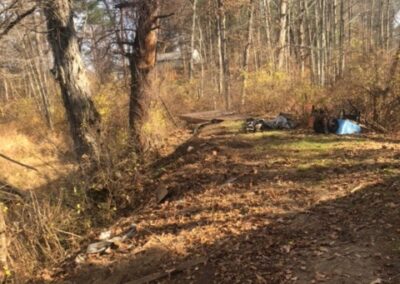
336, 119, 361, 135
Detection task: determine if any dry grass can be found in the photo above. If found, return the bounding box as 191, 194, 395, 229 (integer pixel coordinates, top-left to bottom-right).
0, 122, 76, 191
5, 192, 80, 282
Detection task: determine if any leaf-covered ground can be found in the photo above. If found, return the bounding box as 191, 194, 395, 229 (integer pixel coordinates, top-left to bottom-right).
57, 122, 400, 284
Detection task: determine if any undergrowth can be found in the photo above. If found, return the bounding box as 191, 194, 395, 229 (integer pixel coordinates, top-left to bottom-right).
0, 82, 178, 282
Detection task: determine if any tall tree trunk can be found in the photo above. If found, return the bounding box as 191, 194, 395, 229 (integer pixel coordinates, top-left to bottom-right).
197, 18, 205, 98
385, 0, 391, 51
43, 0, 101, 162
207, 1, 218, 110
33, 12, 53, 129
241, 0, 255, 109
277, 0, 288, 70
261, 0, 274, 68
189, 0, 198, 80
216, 0, 230, 110
304, 0, 316, 83
299, 0, 306, 77
21, 29, 53, 130
338, 0, 345, 78
128, 0, 160, 155
369, 0, 376, 51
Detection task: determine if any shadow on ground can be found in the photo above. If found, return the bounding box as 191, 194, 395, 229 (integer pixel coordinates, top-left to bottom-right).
57, 177, 400, 284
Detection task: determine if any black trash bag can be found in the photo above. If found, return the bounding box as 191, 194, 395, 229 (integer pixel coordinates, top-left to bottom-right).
313, 117, 339, 134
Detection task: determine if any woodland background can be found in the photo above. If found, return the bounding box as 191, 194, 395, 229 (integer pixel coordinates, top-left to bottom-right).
1, 0, 400, 282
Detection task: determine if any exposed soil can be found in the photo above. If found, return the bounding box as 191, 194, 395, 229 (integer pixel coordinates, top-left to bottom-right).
53, 122, 400, 284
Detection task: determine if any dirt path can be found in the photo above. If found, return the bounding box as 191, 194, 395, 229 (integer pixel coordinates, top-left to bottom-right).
58, 122, 400, 284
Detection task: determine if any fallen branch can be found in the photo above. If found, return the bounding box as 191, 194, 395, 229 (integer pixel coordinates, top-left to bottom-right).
0, 153, 39, 172
364, 120, 388, 133
126, 256, 207, 284
0, 182, 29, 202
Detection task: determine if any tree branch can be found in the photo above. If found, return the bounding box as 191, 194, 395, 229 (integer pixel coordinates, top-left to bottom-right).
0, 153, 39, 172
155, 13, 175, 20
0, 6, 36, 39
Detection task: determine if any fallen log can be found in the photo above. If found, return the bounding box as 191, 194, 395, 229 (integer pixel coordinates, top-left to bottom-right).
179, 110, 237, 124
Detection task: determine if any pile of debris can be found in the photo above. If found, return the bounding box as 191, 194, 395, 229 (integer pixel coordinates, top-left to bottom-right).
244, 113, 297, 132
309, 105, 362, 135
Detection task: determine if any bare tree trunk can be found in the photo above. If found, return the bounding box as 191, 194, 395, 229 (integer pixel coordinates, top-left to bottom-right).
261, 0, 275, 67
299, 0, 306, 77
43, 0, 101, 162
369, 0, 376, 51
207, 4, 218, 110
197, 18, 205, 98
20, 29, 53, 130
320, 0, 327, 85
33, 12, 53, 129
385, 0, 391, 51
216, 0, 230, 110
216, 3, 223, 101
338, 0, 345, 78
128, 0, 160, 155
189, 0, 198, 80
241, 0, 255, 109
277, 0, 288, 70
304, 0, 316, 83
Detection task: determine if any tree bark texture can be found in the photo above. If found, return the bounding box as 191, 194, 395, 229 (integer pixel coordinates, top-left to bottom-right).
128, 0, 160, 155
43, 0, 101, 162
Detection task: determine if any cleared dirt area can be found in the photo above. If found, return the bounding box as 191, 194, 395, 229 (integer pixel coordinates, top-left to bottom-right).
55, 121, 400, 284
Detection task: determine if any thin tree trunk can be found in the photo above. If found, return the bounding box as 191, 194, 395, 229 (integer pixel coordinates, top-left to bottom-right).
277, 0, 288, 70
197, 18, 205, 98
304, 0, 316, 83
385, 0, 390, 50
43, 0, 101, 162
299, 0, 306, 77
33, 12, 53, 129
338, 0, 345, 78
22, 31, 53, 130
189, 0, 198, 80
320, 0, 327, 85
261, 0, 274, 67
369, 0, 376, 51
241, 0, 255, 109
207, 4, 217, 110
216, 0, 230, 110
